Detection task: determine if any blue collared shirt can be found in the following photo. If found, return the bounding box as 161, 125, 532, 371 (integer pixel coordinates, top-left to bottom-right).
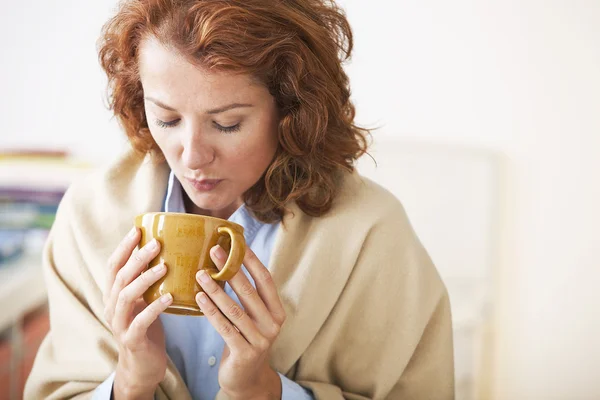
93, 172, 313, 399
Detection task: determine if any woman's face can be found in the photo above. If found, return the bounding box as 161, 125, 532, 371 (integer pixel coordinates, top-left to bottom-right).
138, 37, 279, 219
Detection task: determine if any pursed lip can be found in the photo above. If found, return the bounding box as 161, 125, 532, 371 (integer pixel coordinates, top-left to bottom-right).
185, 177, 223, 191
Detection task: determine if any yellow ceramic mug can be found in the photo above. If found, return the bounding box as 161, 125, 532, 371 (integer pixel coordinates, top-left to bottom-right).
135, 212, 246, 316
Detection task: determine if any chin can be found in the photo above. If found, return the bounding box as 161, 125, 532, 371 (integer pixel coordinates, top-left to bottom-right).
181, 179, 244, 216
189, 192, 241, 215
191, 195, 228, 211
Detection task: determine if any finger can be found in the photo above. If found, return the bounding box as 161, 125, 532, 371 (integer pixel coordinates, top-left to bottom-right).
104, 227, 140, 304
124, 292, 173, 347
195, 290, 257, 353
106, 239, 160, 326
242, 247, 286, 324
210, 245, 227, 271
196, 270, 265, 349
113, 263, 168, 333
213, 245, 274, 330
211, 245, 282, 336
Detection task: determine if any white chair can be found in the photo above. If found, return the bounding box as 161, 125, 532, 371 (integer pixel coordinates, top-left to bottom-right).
357, 138, 504, 400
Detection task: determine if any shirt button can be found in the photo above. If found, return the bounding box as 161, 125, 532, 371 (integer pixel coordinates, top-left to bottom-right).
208, 356, 217, 366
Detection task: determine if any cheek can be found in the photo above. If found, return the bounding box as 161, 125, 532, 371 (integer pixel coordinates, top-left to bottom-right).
149, 129, 166, 151
228, 131, 277, 178
151, 130, 181, 160
227, 144, 272, 175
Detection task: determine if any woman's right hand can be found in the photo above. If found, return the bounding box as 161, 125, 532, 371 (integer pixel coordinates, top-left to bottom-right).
104, 227, 173, 400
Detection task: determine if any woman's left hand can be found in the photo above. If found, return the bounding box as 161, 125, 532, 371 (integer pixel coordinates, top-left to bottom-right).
195, 245, 286, 399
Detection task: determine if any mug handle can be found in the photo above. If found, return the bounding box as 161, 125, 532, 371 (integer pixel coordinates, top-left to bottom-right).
209, 226, 245, 281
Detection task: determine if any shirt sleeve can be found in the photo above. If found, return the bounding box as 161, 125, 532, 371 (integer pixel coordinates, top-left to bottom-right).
91, 372, 115, 400
279, 373, 314, 399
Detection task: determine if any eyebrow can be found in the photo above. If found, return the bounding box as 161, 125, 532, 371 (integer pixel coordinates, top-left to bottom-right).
144, 97, 253, 114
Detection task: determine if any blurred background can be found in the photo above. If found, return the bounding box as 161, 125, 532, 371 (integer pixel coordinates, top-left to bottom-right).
0, 0, 598, 399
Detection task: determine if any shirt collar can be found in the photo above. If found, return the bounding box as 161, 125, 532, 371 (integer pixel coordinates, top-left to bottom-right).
164, 171, 265, 244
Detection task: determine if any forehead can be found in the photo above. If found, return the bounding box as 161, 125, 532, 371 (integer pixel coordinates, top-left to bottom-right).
138, 37, 265, 108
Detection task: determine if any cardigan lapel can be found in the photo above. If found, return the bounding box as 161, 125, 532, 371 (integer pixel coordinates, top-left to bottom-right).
266, 176, 370, 375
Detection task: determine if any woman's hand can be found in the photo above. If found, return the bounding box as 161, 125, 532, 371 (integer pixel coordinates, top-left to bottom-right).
195, 246, 287, 399
104, 227, 173, 400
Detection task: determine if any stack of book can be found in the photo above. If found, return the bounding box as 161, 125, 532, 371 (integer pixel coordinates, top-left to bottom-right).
0, 150, 90, 265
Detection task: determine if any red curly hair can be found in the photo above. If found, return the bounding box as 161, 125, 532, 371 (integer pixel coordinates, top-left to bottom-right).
98, 0, 370, 222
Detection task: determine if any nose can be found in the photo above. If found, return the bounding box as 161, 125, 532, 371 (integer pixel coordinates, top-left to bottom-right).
181, 127, 215, 170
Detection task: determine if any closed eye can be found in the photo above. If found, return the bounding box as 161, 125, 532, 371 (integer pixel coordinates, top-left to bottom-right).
214, 122, 241, 133
154, 118, 240, 133
155, 118, 180, 128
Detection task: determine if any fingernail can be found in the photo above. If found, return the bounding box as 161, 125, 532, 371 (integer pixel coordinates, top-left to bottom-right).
213, 245, 226, 261
147, 239, 158, 250
152, 263, 166, 274
161, 293, 173, 304
197, 292, 207, 304
197, 269, 211, 283
129, 227, 137, 238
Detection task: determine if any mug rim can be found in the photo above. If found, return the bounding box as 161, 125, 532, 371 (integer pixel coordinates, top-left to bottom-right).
135, 211, 244, 232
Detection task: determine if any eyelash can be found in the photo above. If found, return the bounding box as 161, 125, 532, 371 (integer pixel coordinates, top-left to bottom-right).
216, 123, 241, 134
154, 119, 241, 134
155, 119, 179, 128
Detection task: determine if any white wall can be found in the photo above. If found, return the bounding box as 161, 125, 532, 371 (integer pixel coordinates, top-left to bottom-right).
2, 1, 599, 399
0, 0, 126, 165
339, 0, 600, 399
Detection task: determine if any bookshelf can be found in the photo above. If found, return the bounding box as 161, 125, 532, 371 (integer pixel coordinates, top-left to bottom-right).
0, 150, 91, 399
0, 150, 89, 331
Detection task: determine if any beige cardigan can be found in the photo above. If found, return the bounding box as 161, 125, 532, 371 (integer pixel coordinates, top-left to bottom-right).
24, 150, 454, 400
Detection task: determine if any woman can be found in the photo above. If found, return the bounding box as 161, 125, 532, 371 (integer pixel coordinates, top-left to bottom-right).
25, 0, 454, 399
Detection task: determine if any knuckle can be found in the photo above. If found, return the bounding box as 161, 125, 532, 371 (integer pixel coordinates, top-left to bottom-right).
114, 272, 127, 290
226, 304, 245, 320
117, 291, 130, 308
206, 284, 220, 295
259, 270, 273, 283
206, 306, 219, 317
140, 269, 154, 285
255, 337, 271, 352
218, 322, 234, 336
247, 251, 258, 264
266, 322, 281, 339
274, 310, 287, 325
239, 282, 255, 297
